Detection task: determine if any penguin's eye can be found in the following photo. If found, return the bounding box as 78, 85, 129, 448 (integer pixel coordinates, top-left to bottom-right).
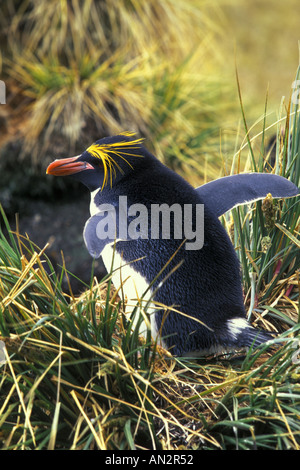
90, 159, 102, 168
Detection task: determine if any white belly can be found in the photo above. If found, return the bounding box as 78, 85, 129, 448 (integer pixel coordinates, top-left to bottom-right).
90, 188, 101, 216
89, 191, 164, 346
101, 243, 162, 343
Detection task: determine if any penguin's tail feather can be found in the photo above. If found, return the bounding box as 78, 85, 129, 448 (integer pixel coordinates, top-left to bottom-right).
226, 317, 274, 350
240, 326, 274, 349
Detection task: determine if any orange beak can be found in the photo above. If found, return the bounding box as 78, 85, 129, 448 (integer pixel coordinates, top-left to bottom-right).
46, 156, 94, 176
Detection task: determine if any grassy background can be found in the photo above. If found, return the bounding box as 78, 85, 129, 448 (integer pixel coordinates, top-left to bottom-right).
0, 0, 299, 450
222, 0, 300, 113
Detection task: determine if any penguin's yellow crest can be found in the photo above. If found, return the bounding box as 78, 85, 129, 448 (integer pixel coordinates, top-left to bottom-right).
86, 132, 144, 190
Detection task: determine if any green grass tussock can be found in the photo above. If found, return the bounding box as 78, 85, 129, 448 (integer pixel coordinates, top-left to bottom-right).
1, 0, 234, 181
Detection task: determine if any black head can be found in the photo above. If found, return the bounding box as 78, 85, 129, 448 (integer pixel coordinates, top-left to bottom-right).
46, 133, 154, 191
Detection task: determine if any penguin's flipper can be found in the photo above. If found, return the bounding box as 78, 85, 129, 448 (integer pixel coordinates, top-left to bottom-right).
83, 211, 119, 258
196, 173, 299, 217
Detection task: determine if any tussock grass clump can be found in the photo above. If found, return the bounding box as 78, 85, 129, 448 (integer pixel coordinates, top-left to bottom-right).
2, 0, 233, 180
0, 220, 299, 450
